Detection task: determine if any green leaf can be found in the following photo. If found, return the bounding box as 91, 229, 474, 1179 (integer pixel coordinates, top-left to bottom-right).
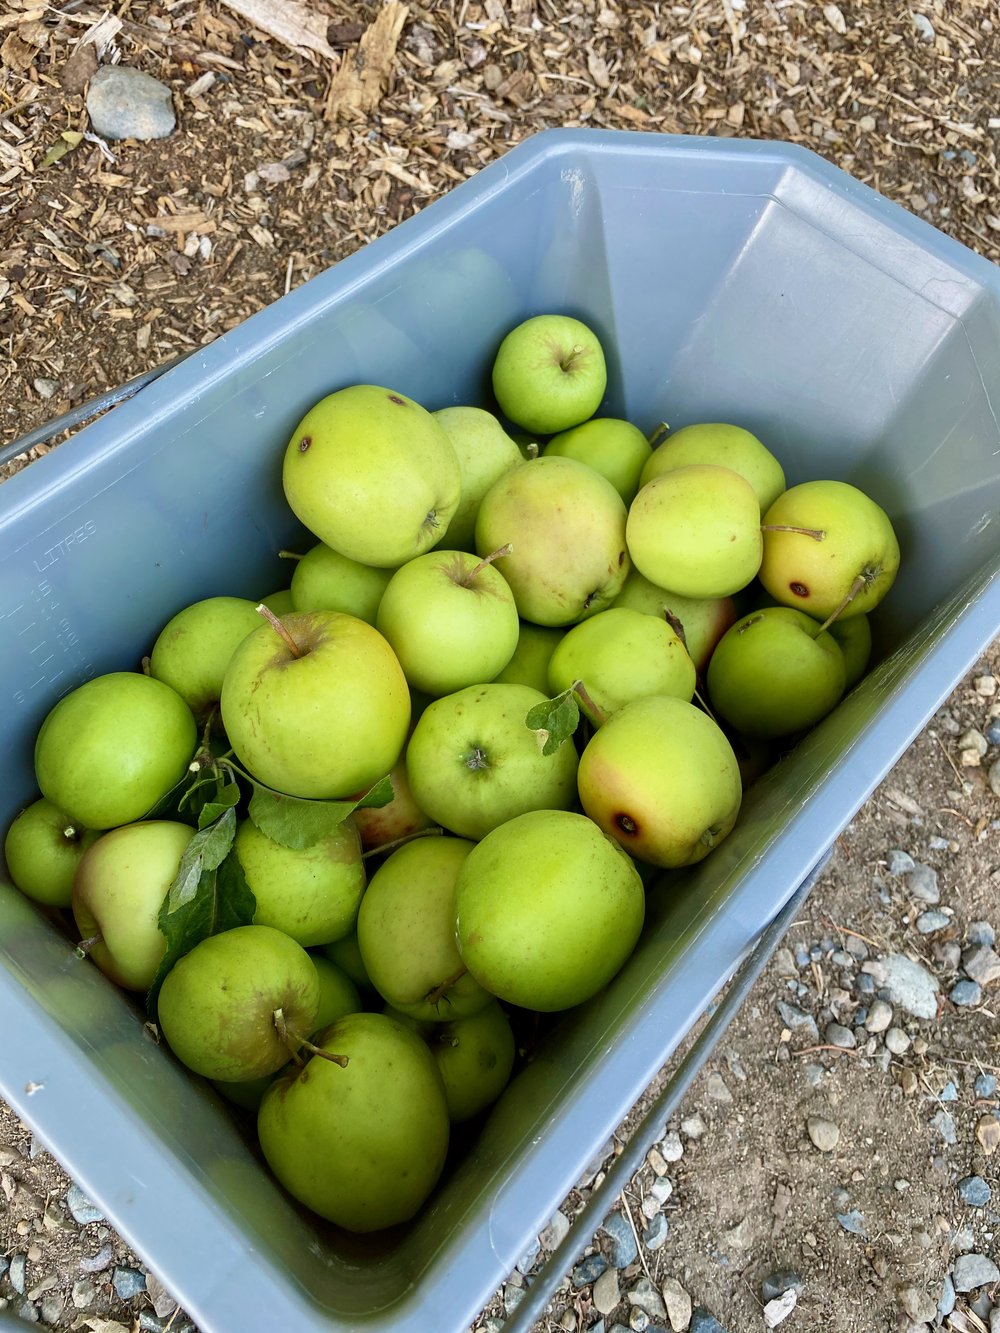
147, 826, 254, 1017
247, 774, 393, 850
197, 781, 242, 830
354, 774, 394, 810
164, 807, 237, 914
40, 131, 83, 169
525, 687, 580, 757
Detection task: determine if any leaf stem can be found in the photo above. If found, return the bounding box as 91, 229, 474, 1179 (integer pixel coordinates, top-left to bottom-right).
572, 679, 608, 726
255, 603, 301, 657
361, 826, 443, 860
760, 523, 826, 541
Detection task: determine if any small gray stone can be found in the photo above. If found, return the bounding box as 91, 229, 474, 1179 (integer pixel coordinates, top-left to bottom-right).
572, 1254, 608, 1288
807, 1116, 840, 1152
680, 1114, 706, 1140
540, 1210, 571, 1251
774, 947, 797, 977
959, 727, 988, 757
831, 949, 855, 968
845, 934, 869, 960
66, 1185, 104, 1226
628, 1277, 666, 1320
593, 1267, 621, 1316
705, 1072, 732, 1103
963, 945, 1000, 985
939, 1080, 959, 1102
79, 1243, 114, 1274
950, 979, 983, 1007
990, 1306, 1000, 1333
661, 1276, 691, 1329
916, 910, 949, 934
885, 1027, 911, 1055
880, 953, 940, 1019
952, 1252, 1000, 1292
86, 66, 176, 142
603, 1212, 638, 1269
865, 999, 893, 1033
761, 1270, 803, 1302
8, 1256, 25, 1295
659, 1131, 683, 1162
958, 1176, 992, 1207
897, 1285, 937, 1322
642, 1214, 668, 1251
776, 1002, 819, 1042
71, 1278, 96, 1308
905, 863, 940, 903
931, 1110, 957, 1144
937, 1273, 956, 1318
39, 1295, 63, 1326
503, 1284, 525, 1316
836, 1209, 867, 1237
112, 1267, 146, 1301
886, 850, 916, 875
15, 1302, 38, 1325
968, 920, 996, 947
763, 1289, 797, 1328
988, 756, 1000, 798
628, 1311, 648, 1333
648, 1177, 672, 1205
825, 1022, 856, 1049
690, 1311, 728, 1333
516, 1236, 540, 1274
974, 1073, 997, 1099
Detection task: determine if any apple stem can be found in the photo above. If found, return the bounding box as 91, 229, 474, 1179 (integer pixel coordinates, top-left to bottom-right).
816, 573, 868, 634
278, 549, 303, 561
760, 524, 826, 542
76, 934, 102, 956
425, 967, 468, 1007
255, 603, 302, 657
572, 679, 608, 727
296, 1036, 350, 1068
360, 826, 443, 861
693, 685, 718, 724
140, 655, 151, 676
273, 1007, 349, 1069
62, 825, 78, 841
460, 544, 513, 586
647, 421, 670, 449
524, 440, 540, 460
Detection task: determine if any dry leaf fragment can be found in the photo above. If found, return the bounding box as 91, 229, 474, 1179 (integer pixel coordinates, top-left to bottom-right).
587, 49, 611, 89
220, 0, 337, 61
59, 40, 98, 94
325, 3, 409, 120
823, 4, 847, 34
40, 131, 83, 169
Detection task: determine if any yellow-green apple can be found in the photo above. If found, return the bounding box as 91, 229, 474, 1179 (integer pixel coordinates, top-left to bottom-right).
282, 385, 461, 568
433, 406, 523, 550
259, 589, 295, 616
706, 607, 846, 738
828, 612, 872, 688
388, 999, 516, 1123
4, 798, 99, 908
357, 836, 492, 1021
318, 931, 373, 993
455, 809, 644, 1011
492, 314, 607, 434
626, 465, 763, 599
641, 423, 785, 513
493, 622, 565, 693
35, 672, 197, 830
611, 569, 737, 672
257, 1011, 450, 1232
405, 682, 579, 840
220, 610, 410, 799
351, 759, 435, 852
149, 596, 263, 718
547, 607, 696, 721
311, 954, 362, 1031
544, 417, 651, 504
72, 820, 195, 991
475, 456, 630, 626
759, 480, 900, 625
233, 816, 365, 946
376, 549, 520, 696
577, 696, 742, 868
288, 542, 393, 625
157, 924, 320, 1081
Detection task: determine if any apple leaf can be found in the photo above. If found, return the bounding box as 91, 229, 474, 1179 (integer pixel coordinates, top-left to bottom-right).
196, 780, 242, 830
147, 810, 255, 1016
247, 773, 394, 850
525, 687, 580, 757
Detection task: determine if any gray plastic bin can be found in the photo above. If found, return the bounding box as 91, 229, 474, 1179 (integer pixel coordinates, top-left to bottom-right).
2, 129, 1000, 1332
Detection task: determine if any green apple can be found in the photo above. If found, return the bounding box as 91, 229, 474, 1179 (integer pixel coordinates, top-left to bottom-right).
640, 423, 786, 513
259, 589, 295, 616
258, 1011, 450, 1232
492, 314, 607, 435
233, 816, 366, 947
759, 480, 900, 624
35, 672, 197, 830
72, 820, 196, 991
288, 543, 393, 625
149, 596, 263, 718
611, 569, 737, 673
577, 696, 743, 868
493, 622, 565, 693
828, 612, 872, 688
405, 683, 579, 841
311, 954, 363, 1031
4, 798, 99, 908
626, 465, 763, 599
544, 418, 652, 504
433, 406, 524, 551
282, 385, 461, 568
220, 610, 410, 800
706, 607, 847, 738
376, 549, 520, 696
351, 759, 435, 852
475, 456, 630, 626
318, 931, 373, 993
455, 809, 644, 1011
157, 924, 321, 1081
388, 1000, 516, 1123
358, 836, 491, 1022
547, 607, 696, 721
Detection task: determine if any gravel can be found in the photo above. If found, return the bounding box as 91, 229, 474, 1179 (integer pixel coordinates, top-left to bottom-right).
86, 66, 176, 141
957, 1176, 992, 1206
952, 1253, 1000, 1292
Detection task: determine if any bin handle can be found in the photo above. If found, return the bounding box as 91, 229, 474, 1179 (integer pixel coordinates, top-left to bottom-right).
0, 352, 191, 470
501, 853, 830, 1333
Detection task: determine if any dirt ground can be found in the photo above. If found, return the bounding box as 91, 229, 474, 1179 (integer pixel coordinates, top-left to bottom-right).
2, 1, 1000, 1331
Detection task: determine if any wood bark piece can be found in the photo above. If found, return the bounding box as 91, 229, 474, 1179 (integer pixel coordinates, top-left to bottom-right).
325, 3, 409, 121
220, 0, 338, 62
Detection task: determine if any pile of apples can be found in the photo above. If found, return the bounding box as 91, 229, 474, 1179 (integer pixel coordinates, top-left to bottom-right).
3, 312, 900, 1235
